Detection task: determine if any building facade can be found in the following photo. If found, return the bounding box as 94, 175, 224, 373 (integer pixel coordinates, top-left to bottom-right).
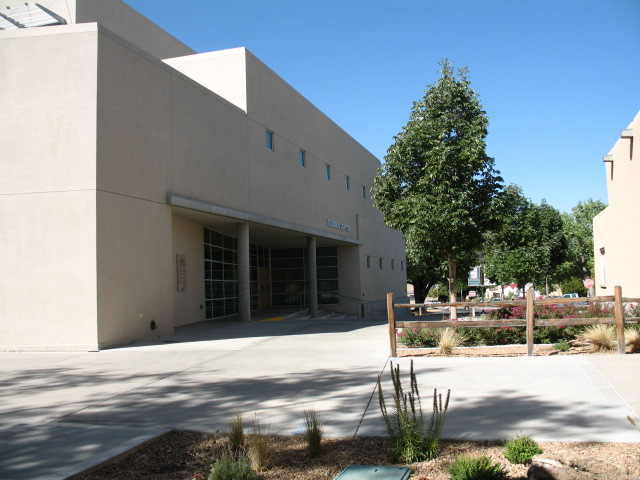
593, 111, 640, 297
0, 0, 406, 350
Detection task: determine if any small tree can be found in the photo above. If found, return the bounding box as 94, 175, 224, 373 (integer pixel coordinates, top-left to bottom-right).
558, 198, 606, 291
484, 185, 567, 293
373, 59, 503, 318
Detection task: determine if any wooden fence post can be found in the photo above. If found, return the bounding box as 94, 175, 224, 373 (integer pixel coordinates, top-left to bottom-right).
387, 292, 397, 357
614, 286, 625, 355
526, 288, 535, 357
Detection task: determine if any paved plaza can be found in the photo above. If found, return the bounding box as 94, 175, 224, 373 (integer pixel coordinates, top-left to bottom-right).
1, 314, 639, 479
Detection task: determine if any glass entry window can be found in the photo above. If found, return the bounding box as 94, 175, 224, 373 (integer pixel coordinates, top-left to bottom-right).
204, 229, 238, 319
271, 247, 338, 307
205, 228, 339, 318
271, 248, 306, 306
316, 247, 338, 304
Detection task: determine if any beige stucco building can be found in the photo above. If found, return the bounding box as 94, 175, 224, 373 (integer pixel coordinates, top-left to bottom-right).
0, 0, 406, 351
593, 111, 640, 297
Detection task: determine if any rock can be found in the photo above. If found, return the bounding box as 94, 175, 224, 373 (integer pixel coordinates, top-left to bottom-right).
528, 454, 630, 480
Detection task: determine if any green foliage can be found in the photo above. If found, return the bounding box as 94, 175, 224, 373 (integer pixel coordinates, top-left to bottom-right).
377, 360, 450, 462
560, 277, 587, 297
484, 185, 568, 288
302, 406, 325, 457
558, 199, 606, 282
554, 341, 571, 352
208, 453, 256, 480
227, 412, 245, 455
372, 59, 503, 308
397, 327, 441, 347
628, 416, 640, 432
449, 455, 509, 480
503, 434, 543, 464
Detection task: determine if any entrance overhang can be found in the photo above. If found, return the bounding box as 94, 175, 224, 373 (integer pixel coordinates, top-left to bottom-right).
167, 193, 361, 248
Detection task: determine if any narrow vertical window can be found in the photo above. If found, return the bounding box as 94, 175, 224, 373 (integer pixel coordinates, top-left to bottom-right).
366, 256, 370, 268
325, 164, 331, 180
600, 247, 607, 287
391, 259, 394, 270
379, 258, 383, 269
345, 175, 350, 190
401, 261, 404, 271
362, 185, 366, 199
266, 130, 274, 151
299, 149, 306, 167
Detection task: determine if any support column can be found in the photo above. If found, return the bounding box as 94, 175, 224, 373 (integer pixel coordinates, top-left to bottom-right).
307, 236, 319, 317
237, 222, 251, 322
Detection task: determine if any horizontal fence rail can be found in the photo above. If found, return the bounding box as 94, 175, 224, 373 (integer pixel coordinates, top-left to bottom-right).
387, 286, 640, 357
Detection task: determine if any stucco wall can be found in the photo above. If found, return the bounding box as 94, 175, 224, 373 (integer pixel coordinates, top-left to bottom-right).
0, 26, 100, 349
593, 111, 640, 298
172, 216, 206, 327
357, 215, 407, 304
96, 192, 173, 347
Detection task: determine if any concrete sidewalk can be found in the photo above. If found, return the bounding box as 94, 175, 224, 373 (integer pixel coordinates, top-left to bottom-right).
1, 315, 639, 480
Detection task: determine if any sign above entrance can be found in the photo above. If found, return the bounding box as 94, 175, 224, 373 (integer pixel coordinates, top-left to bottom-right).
327, 219, 352, 232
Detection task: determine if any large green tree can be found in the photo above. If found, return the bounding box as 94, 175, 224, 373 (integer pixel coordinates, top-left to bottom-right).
557, 199, 606, 288
372, 59, 503, 317
483, 185, 568, 293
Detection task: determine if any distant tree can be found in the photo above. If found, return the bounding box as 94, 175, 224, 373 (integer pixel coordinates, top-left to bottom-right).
483, 185, 568, 293
557, 199, 606, 284
560, 277, 588, 297
372, 59, 503, 317
406, 244, 445, 305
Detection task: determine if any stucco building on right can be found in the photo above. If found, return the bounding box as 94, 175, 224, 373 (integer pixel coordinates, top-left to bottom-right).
593, 111, 640, 297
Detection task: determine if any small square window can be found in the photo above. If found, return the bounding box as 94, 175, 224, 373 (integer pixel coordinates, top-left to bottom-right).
345, 176, 350, 190
266, 130, 274, 151
299, 149, 306, 167
325, 164, 331, 180
362, 185, 366, 199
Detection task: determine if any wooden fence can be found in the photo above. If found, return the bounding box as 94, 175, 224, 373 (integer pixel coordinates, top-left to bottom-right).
387, 285, 640, 357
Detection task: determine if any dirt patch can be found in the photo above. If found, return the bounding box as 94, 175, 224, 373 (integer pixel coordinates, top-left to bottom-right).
73, 430, 640, 480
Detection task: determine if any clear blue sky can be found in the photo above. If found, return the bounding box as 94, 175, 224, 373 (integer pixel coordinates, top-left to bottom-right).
128, 0, 639, 213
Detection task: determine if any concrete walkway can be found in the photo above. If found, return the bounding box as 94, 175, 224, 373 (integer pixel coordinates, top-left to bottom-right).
1, 315, 639, 480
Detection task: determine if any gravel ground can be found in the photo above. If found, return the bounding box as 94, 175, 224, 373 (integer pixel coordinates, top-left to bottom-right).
73, 347, 640, 480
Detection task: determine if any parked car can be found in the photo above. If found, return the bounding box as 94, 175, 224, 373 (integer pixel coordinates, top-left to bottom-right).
562, 293, 579, 299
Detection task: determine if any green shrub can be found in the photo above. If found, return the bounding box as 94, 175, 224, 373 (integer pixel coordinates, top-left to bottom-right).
554, 341, 570, 351
397, 327, 440, 347
208, 453, 256, 480
504, 434, 543, 464
449, 455, 509, 480
302, 406, 325, 456
377, 360, 450, 462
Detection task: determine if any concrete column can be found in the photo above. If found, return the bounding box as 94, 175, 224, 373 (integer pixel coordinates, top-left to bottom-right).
307, 236, 318, 317
237, 222, 251, 322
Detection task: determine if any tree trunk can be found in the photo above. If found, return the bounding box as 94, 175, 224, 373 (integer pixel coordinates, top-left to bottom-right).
413, 278, 426, 304
447, 254, 457, 319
